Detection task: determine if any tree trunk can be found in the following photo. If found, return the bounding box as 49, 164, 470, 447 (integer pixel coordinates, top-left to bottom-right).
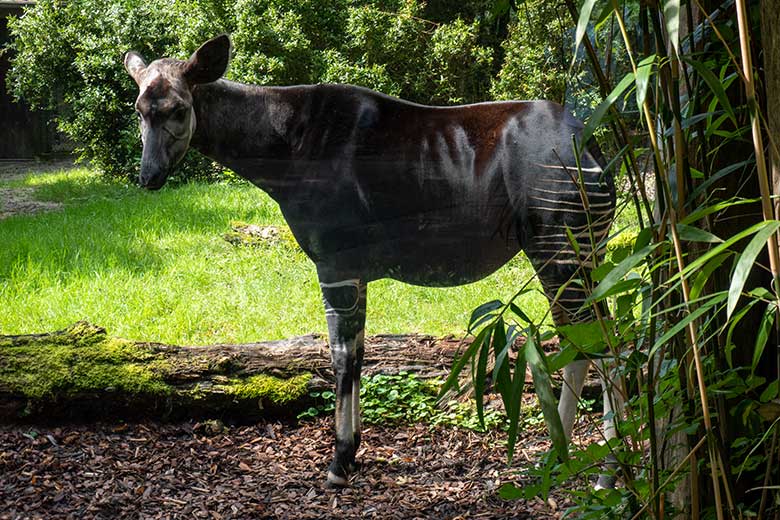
0, 322, 599, 422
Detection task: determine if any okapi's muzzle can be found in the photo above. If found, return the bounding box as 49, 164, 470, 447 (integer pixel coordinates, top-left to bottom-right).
138, 135, 172, 190
139, 167, 168, 190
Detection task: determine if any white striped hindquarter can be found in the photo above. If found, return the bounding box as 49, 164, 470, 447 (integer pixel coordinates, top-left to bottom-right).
523, 161, 615, 326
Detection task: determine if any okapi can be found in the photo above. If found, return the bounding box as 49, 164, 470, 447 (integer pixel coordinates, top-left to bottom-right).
124, 35, 618, 488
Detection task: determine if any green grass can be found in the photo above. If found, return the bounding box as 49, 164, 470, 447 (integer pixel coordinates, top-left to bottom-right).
0, 167, 549, 344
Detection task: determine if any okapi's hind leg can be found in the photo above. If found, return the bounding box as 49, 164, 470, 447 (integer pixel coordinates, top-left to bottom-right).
527, 254, 622, 489
320, 278, 367, 487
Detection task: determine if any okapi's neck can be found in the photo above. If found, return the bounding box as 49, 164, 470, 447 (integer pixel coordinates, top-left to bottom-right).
189, 80, 298, 183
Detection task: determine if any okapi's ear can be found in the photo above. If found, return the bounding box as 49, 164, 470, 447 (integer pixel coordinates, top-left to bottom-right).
183, 34, 231, 86
123, 51, 147, 84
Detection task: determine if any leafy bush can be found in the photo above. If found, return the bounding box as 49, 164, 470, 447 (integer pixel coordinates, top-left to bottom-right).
6, 0, 582, 182
6, 0, 224, 181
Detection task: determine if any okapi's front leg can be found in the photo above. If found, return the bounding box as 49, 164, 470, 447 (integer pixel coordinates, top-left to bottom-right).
320, 278, 367, 487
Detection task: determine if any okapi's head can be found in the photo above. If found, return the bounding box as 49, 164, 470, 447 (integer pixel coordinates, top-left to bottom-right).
124, 35, 231, 189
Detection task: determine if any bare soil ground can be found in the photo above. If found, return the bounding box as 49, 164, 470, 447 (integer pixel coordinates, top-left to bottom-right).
0, 410, 599, 520
0, 159, 76, 219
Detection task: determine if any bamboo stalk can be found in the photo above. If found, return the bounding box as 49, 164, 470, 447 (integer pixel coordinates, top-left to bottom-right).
735, 4, 780, 518
609, 3, 725, 517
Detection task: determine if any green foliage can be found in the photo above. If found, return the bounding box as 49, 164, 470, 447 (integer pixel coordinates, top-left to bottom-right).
5, 0, 222, 181
298, 372, 506, 431
490, 0, 570, 103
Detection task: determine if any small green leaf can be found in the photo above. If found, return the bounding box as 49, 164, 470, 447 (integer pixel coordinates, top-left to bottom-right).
761, 380, 779, 403
498, 482, 525, 500
591, 261, 615, 282
558, 321, 610, 350
565, 226, 580, 257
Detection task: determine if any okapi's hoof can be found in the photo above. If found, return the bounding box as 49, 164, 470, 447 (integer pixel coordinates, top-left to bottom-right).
326, 470, 349, 488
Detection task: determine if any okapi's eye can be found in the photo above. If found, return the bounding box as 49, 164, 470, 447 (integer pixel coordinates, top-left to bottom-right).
172, 107, 188, 122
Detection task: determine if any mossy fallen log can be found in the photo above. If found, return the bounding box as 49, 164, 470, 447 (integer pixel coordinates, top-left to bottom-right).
0, 322, 601, 422
0, 322, 463, 421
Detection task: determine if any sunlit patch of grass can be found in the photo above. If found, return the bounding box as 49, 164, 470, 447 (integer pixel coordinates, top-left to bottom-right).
0, 167, 550, 344
8, 167, 134, 204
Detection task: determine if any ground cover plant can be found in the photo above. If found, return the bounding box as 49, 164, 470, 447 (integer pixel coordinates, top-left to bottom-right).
0, 166, 549, 344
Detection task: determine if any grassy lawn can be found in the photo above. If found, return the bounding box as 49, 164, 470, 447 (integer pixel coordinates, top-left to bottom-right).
0, 167, 550, 344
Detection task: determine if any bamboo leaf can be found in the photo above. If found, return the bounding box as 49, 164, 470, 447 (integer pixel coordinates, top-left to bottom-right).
586, 243, 658, 304
582, 72, 635, 145
573, 0, 599, 66
727, 221, 780, 318
688, 160, 752, 202
493, 324, 519, 392
474, 323, 491, 427
525, 335, 568, 460
683, 56, 738, 126
439, 326, 489, 398
650, 291, 727, 358
468, 299, 503, 331
690, 252, 730, 300
593, 1, 615, 31
633, 227, 653, 253
635, 54, 656, 110
506, 343, 527, 462
725, 298, 760, 368
663, 0, 680, 55
509, 302, 533, 323
676, 223, 723, 243
681, 198, 760, 226
753, 303, 776, 375
671, 220, 772, 285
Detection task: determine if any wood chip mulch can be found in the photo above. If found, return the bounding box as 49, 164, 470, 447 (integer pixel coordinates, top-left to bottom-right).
0, 410, 598, 520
